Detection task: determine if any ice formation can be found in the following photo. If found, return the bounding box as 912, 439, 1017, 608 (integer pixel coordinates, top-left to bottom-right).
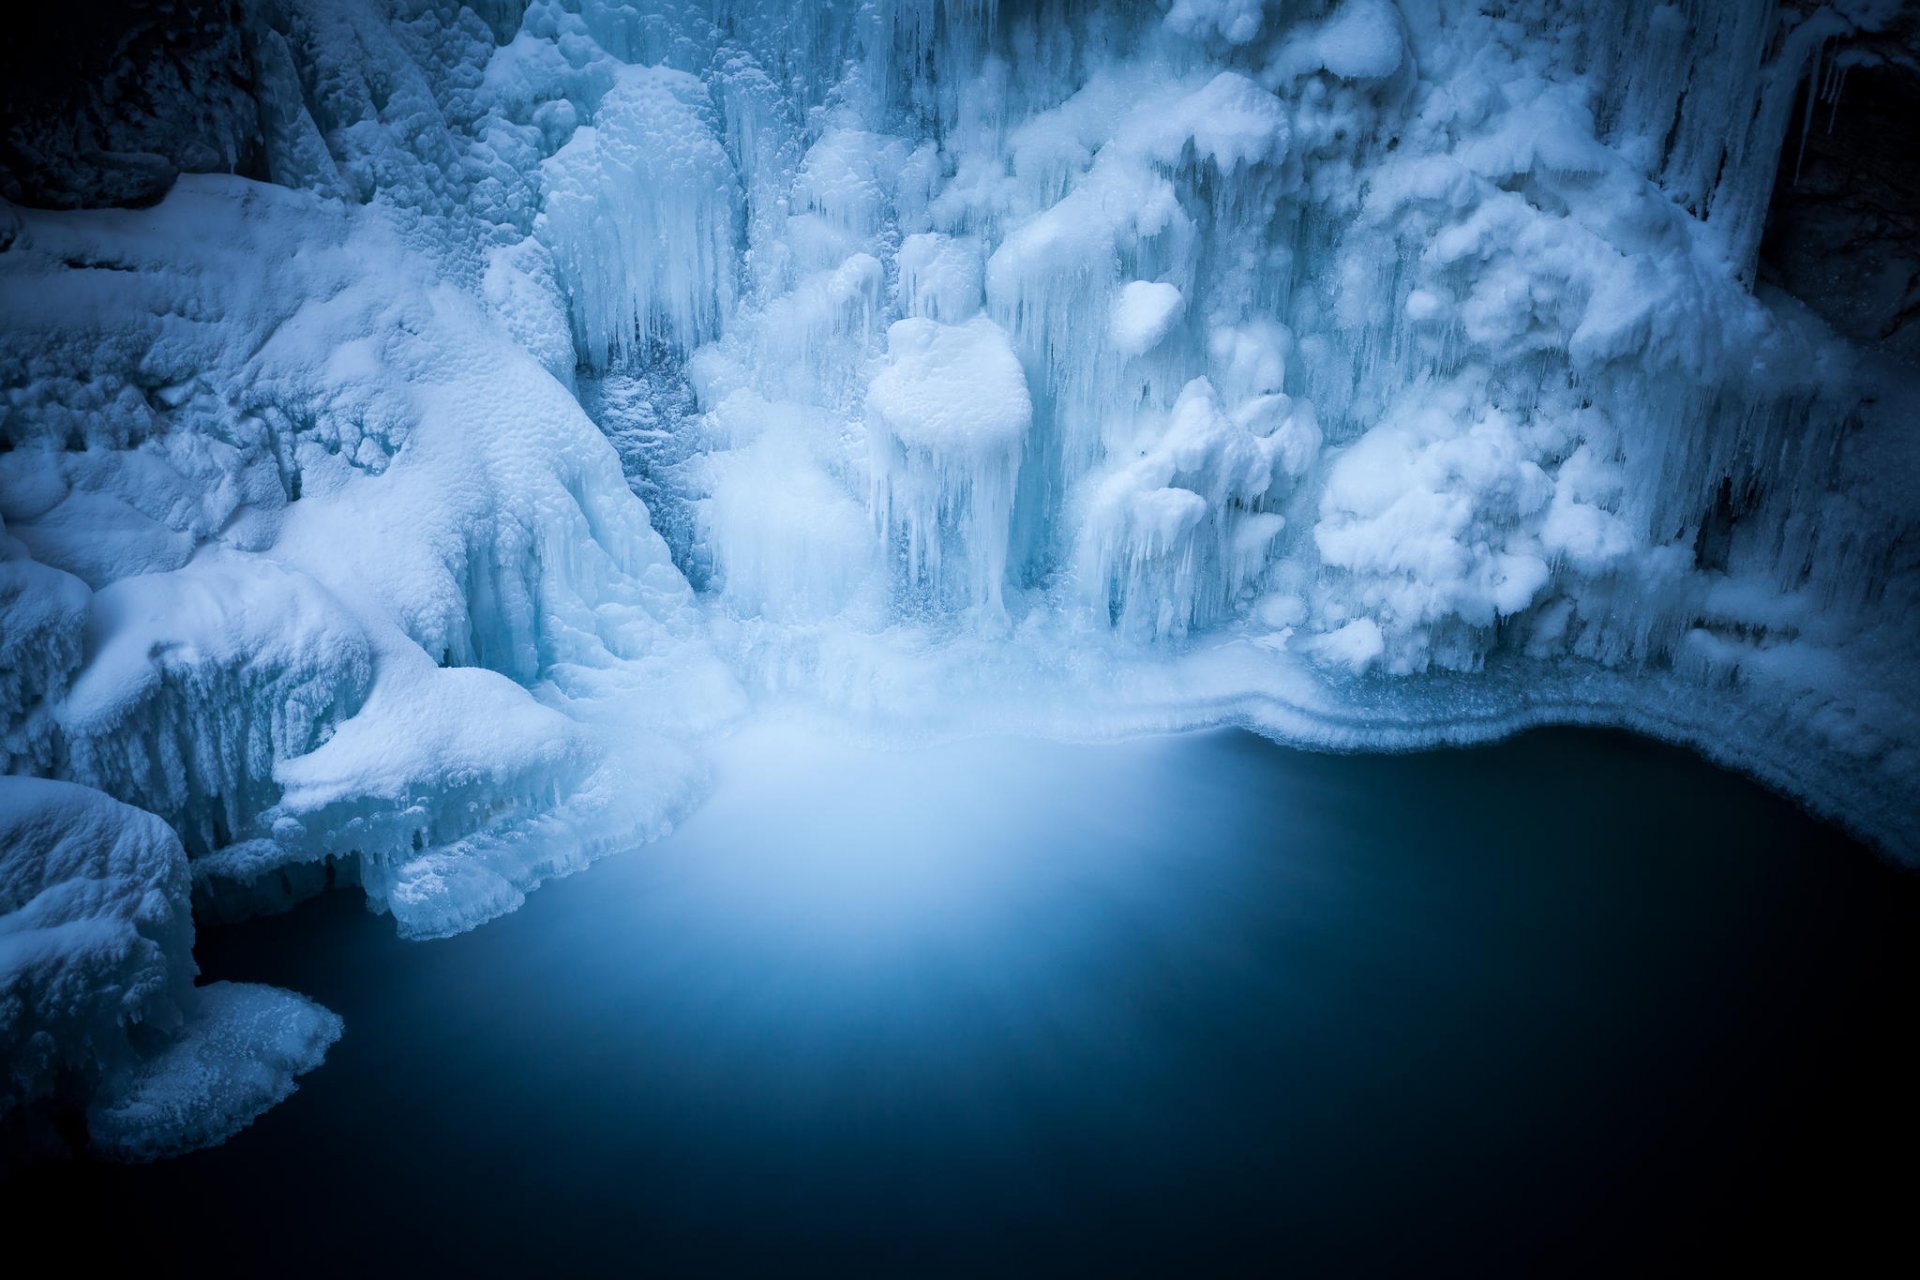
868, 315, 1032, 618
2, 0, 1917, 1158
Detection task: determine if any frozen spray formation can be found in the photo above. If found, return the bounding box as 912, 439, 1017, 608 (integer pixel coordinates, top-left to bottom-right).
1, 0, 1917, 1157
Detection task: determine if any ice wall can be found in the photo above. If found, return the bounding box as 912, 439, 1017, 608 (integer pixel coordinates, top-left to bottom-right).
552, 0, 1909, 734
548, 0, 1910, 853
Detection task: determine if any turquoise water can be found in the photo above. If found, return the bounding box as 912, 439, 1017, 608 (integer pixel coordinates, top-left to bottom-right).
11, 726, 1916, 1275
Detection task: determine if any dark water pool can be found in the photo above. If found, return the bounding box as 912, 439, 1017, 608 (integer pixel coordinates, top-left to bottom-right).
9, 726, 1917, 1276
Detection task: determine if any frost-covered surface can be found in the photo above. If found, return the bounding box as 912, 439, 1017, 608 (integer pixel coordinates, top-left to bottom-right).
0, 778, 338, 1162
3, 0, 1918, 1159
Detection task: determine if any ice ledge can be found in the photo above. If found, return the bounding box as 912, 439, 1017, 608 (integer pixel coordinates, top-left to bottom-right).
88, 982, 342, 1163
704, 631, 1920, 867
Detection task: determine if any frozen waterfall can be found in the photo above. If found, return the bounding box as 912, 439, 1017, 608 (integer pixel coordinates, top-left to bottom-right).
2, 0, 1917, 1161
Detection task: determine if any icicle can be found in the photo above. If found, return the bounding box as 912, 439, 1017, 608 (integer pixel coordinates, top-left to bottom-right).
538, 65, 742, 372
1793, 37, 1825, 186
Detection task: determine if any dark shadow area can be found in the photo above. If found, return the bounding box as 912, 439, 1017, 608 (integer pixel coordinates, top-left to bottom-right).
1760, 40, 1920, 361
0, 1, 265, 209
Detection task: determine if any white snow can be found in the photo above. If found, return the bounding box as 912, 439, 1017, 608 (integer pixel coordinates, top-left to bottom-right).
898, 232, 984, 324
538, 64, 741, 370
867, 315, 1032, 618
1109, 282, 1186, 358
1163, 0, 1267, 47
1276, 0, 1408, 82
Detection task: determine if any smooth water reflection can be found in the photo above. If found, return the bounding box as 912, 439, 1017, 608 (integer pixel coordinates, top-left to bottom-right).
13, 726, 1918, 1275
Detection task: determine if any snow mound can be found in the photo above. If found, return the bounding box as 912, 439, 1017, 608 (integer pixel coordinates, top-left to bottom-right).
1109, 282, 1186, 358
0, 175, 740, 943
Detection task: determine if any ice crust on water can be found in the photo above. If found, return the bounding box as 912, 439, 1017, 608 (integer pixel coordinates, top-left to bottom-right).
2, 0, 1918, 1158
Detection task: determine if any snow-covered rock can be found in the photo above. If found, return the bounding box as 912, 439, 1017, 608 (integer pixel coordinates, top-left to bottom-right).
0, 777, 337, 1163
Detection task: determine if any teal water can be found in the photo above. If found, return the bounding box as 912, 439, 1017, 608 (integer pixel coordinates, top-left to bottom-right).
11, 726, 1917, 1276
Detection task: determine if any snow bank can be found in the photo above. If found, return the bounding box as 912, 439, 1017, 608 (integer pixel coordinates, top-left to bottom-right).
0, 177, 738, 940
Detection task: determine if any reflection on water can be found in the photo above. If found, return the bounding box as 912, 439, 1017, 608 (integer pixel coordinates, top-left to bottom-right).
11, 726, 1918, 1275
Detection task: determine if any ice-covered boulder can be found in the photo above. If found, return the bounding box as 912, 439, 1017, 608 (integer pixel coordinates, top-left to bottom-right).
0, 778, 337, 1164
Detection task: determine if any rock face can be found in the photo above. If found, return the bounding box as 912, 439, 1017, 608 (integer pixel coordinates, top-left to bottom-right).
0, 2, 266, 208
1761, 35, 1920, 360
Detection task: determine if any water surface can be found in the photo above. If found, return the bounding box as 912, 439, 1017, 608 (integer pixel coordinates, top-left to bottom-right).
12, 726, 1917, 1275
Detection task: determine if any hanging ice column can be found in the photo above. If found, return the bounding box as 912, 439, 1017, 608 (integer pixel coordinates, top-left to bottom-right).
867, 316, 1032, 619
538, 64, 742, 370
